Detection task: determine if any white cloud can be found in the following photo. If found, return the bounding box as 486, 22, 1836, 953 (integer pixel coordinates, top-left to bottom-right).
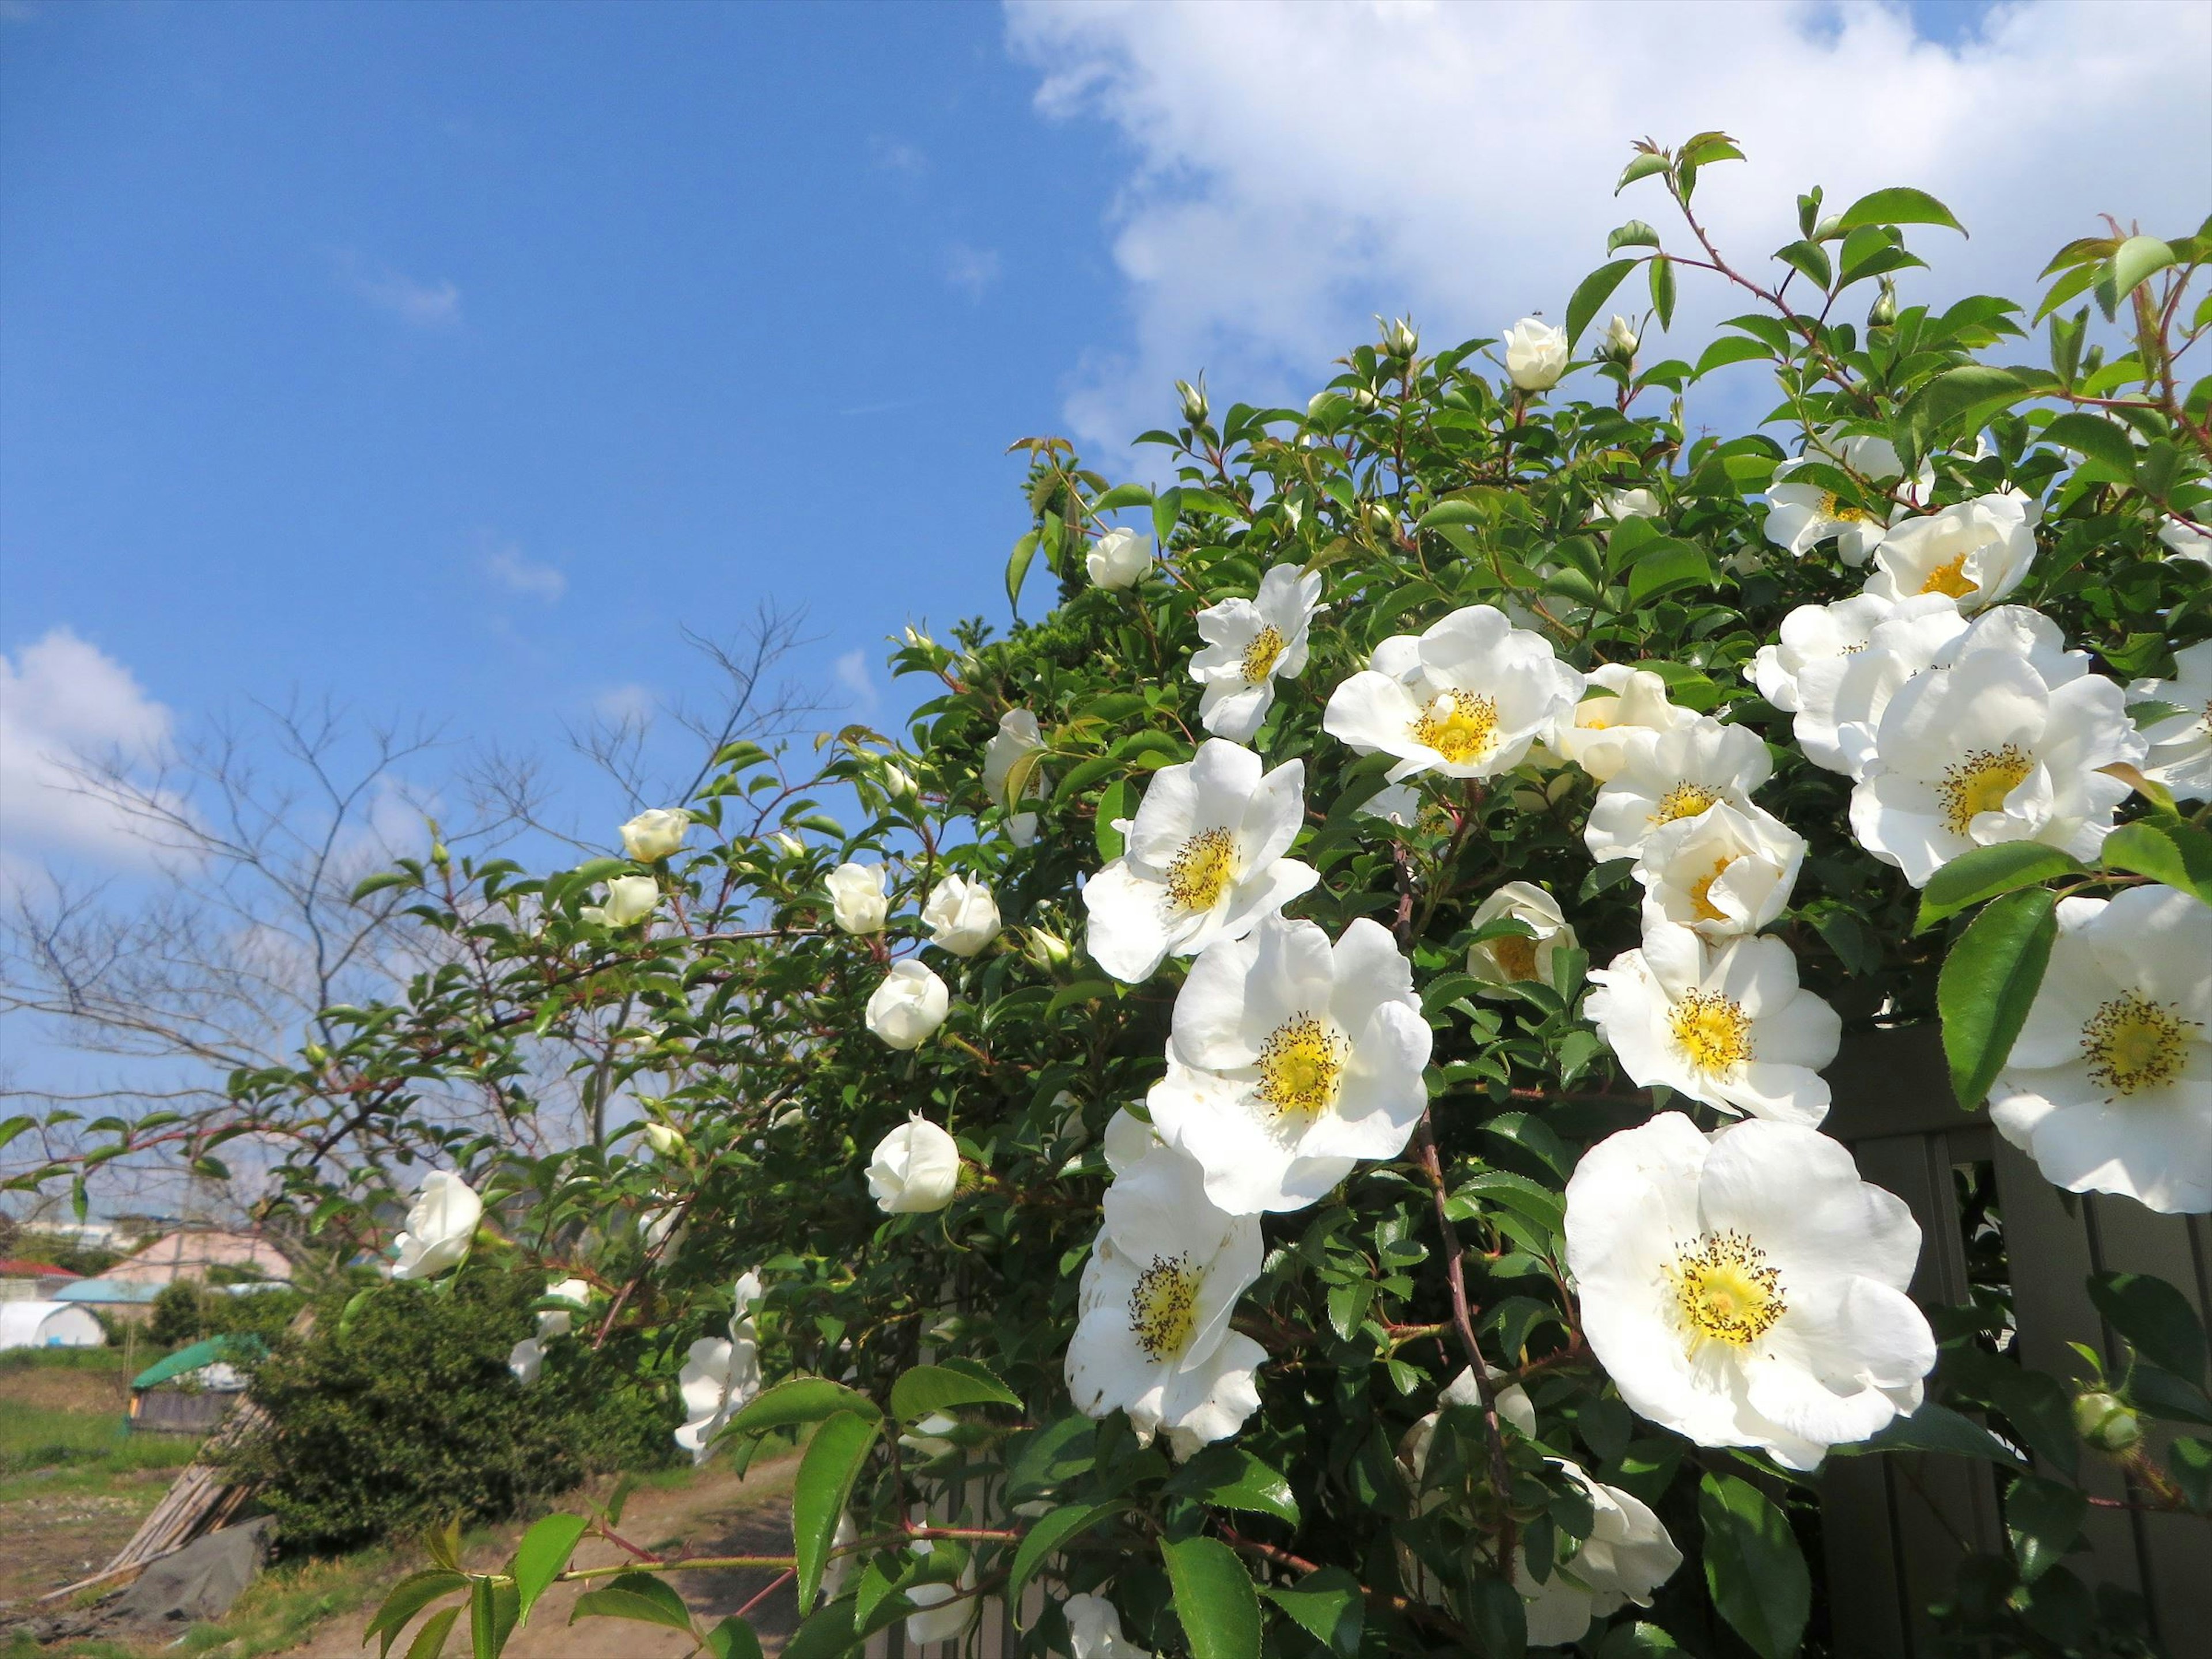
0, 628, 177, 864
1005, 0, 2212, 447
593, 683, 655, 726
834, 649, 880, 715
945, 242, 1004, 299
482, 543, 567, 603
339, 253, 463, 328
873, 137, 930, 175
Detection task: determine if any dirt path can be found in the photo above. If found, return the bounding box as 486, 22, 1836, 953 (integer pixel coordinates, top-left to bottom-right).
283, 1457, 802, 1658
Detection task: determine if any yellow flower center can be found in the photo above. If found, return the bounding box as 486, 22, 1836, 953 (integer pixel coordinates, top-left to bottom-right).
1242, 625, 1287, 684
1936, 744, 2033, 835
2080, 992, 2195, 1096
1128, 1253, 1201, 1361
1666, 1230, 1786, 1350
1256, 1013, 1346, 1120
1165, 828, 1238, 912
1688, 855, 1734, 923
1669, 990, 1753, 1073
1652, 782, 1722, 825
1816, 489, 1874, 526
1411, 690, 1500, 766
1490, 934, 1541, 982
1918, 552, 1977, 600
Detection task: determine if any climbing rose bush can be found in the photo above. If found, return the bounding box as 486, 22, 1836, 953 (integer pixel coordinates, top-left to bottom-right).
39, 137, 2209, 1658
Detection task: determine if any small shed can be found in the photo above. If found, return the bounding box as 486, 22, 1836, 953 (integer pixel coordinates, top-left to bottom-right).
129, 1335, 261, 1435
0, 1298, 107, 1349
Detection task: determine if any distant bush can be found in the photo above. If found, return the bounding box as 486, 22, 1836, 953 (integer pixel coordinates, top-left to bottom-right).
146, 1280, 305, 1349
223, 1269, 672, 1555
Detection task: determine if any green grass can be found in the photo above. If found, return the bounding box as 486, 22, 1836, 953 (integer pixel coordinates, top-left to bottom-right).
0, 1344, 132, 1375
0, 1404, 201, 1499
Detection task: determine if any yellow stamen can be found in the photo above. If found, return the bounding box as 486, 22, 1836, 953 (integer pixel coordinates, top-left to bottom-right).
1490, 934, 1541, 982
1688, 855, 1734, 923
1652, 782, 1722, 825
1669, 990, 1752, 1073
1936, 745, 2032, 835
1242, 625, 1287, 684
1816, 489, 1874, 526
1256, 1013, 1346, 1120
1918, 553, 1977, 600
1666, 1230, 1786, 1350
1411, 690, 1499, 766
1128, 1253, 1201, 1360
2081, 992, 2195, 1096
1165, 828, 1238, 912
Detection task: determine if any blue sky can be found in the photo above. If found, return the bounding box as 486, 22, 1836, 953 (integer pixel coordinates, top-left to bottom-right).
2, 0, 2207, 1163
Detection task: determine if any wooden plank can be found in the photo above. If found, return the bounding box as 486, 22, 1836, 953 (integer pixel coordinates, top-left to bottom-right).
1824, 1026, 1968, 1142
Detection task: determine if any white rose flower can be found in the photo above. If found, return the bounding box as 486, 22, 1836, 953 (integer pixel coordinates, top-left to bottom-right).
674, 1271, 764, 1464
619, 808, 689, 862
1466, 881, 1577, 997
982, 709, 1048, 840
1586, 922, 1840, 1125
1865, 490, 2039, 611
866, 1114, 961, 1214
2157, 515, 2212, 568
1991, 887, 2212, 1215
1550, 663, 1701, 783
771, 831, 806, 859
1063, 1591, 1155, 1659
1400, 1363, 1539, 1474
1080, 738, 1319, 984
1593, 486, 1658, 522
1762, 433, 1919, 566
1189, 564, 1325, 743
825, 861, 889, 935
641, 1203, 687, 1257
1086, 525, 1154, 590
1324, 605, 1584, 784
1583, 718, 1771, 863
1502, 317, 1569, 391
2128, 638, 2212, 801
865, 961, 949, 1050
1516, 1460, 1684, 1646
904, 1559, 978, 1646
537, 1277, 591, 1341
1147, 915, 1433, 1214
1750, 591, 1898, 727
1355, 783, 1424, 827
882, 761, 917, 799
642, 1120, 685, 1158
1565, 1113, 1935, 1469
507, 1337, 545, 1385
1849, 646, 2143, 887
921, 873, 1001, 957
819, 1512, 859, 1604
1603, 312, 1640, 359
1065, 1143, 1267, 1459
391, 1169, 483, 1280
1103, 1106, 1165, 1175
1633, 801, 1805, 940
581, 873, 658, 929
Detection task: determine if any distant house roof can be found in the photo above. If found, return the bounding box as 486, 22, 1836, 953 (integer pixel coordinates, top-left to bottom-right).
132, 1333, 266, 1391
0, 1259, 76, 1279
54, 1277, 165, 1304
96, 1229, 291, 1286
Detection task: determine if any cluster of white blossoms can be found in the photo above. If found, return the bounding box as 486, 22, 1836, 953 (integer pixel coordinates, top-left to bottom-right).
675, 1270, 765, 1464
507, 1277, 593, 1385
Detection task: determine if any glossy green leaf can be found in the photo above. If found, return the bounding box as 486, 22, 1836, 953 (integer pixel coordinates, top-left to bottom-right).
889, 1359, 1021, 1422
2040, 412, 2137, 477
1938, 885, 2056, 1109
1006, 529, 1039, 612
1008, 1502, 1124, 1603
2099, 819, 2212, 905
2006, 1474, 2086, 1584
1834, 186, 1967, 236
1260, 1568, 1363, 1658
703, 1616, 767, 1659
1846, 1402, 2027, 1467
1616, 152, 1670, 194
794, 1411, 880, 1609
368, 1569, 470, 1659
1565, 260, 1637, 350
2168, 1437, 2212, 1512
1916, 842, 2085, 931
1163, 1444, 1301, 1525
2089, 1272, 2207, 1385
569, 1570, 695, 1634
2104, 235, 2176, 309
404, 1606, 463, 1659
1624, 539, 1713, 607
1904, 365, 2037, 446
726, 1377, 881, 1437
1648, 253, 1677, 331
1698, 1473, 1810, 1659
512, 1513, 589, 1626
1694, 335, 1772, 377
1161, 1535, 1262, 1659
1774, 238, 1832, 292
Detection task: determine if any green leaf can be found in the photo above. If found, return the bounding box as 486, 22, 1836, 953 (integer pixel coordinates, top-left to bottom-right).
703, 1616, 767, 1659
1006, 529, 1039, 612
1648, 253, 1677, 331
1694, 336, 1772, 378
1616, 152, 1670, 194
1845, 1402, 2026, 1467
1916, 843, 2086, 931
1260, 1568, 1364, 1658
352, 869, 419, 903
1090, 482, 1154, 513
2040, 412, 2137, 478
2099, 819, 2212, 905
1904, 365, 2037, 448
1463, 1573, 1527, 1658
1774, 239, 1832, 292
2006, 1474, 2086, 1584
369, 1570, 470, 1659
1938, 885, 2057, 1109
1698, 1473, 1810, 1659
1152, 486, 1184, 547
726, 1377, 881, 1437
794, 1411, 879, 1610
1163, 1444, 1301, 1525
1094, 777, 1130, 862
1008, 1502, 1123, 1603
2168, 1437, 2212, 1512
512, 1513, 589, 1626
570, 1571, 695, 1634
1607, 219, 1661, 255
889, 1360, 1021, 1421
1834, 187, 1967, 236
404, 1606, 462, 1659
1596, 1624, 1685, 1658
2104, 236, 2177, 310
1624, 539, 1714, 607
1161, 1535, 1262, 1659
1565, 260, 1637, 350
468, 1575, 508, 1659
2088, 1272, 2207, 1385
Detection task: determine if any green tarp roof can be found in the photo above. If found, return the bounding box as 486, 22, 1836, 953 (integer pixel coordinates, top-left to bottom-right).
131, 1333, 265, 1391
